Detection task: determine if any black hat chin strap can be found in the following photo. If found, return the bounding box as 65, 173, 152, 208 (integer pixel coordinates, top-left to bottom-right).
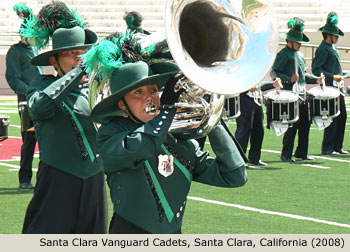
54, 55, 67, 76
121, 97, 144, 124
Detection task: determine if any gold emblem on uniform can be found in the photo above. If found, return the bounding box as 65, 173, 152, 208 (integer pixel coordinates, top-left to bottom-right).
158, 154, 174, 177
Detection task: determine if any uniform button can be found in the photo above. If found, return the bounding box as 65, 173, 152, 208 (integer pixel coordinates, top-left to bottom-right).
183, 200, 186, 204
66, 77, 71, 81
162, 116, 167, 119
180, 206, 183, 211
153, 130, 158, 134
71, 72, 76, 77
156, 127, 161, 131
56, 87, 61, 91
158, 121, 163, 126
96, 154, 100, 158
164, 110, 169, 114
176, 213, 180, 218
78, 84, 83, 88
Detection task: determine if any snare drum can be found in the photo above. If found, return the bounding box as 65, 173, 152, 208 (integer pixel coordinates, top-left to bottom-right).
18, 101, 34, 131
223, 94, 241, 119
307, 86, 340, 120
265, 90, 299, 124
0, 114, 10, 142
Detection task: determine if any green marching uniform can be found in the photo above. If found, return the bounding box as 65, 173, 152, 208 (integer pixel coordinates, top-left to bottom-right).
6, 42, 42, 187
6, 4, 43, 188
272, 17, 318, 162
311, 12, 347, 154
6, 42, 42, 97
98, 110, 247, 233
84, 33, 248, 233
22, 26, 108, 234
235, 83, 274, 166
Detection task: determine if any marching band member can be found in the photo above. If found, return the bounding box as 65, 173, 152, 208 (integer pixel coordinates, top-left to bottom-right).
5, 4, 43, 189
21, 1, 107, 234
83, 32, 248, 233
312, 12, 348, 155
272, 17, 322, 163
235, 82, 277, 167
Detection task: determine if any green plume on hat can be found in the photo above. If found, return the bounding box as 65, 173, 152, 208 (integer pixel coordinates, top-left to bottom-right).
13, 3, 42, 47
319, 11, 344, 37
280, 17, 309, 43
83, 31, 145, 80
327, 12, 339, 25
19, 1, 87, 51
83, 30, 170, 81
13, 3, 34, 20
287, 17, 304, 32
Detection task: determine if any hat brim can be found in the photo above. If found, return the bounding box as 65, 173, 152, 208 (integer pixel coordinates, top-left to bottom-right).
90, 71, 179, 123
31, 44, 94, 66
318, 26, 345, 37
280, 33, 310, 43
31, 29, 98, 66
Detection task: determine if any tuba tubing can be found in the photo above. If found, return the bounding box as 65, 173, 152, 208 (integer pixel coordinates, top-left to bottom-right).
165, 0, 279, 95
88, 0, 279, 138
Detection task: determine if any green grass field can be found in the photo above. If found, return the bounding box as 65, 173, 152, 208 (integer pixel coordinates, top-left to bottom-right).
0, 99, 349, 234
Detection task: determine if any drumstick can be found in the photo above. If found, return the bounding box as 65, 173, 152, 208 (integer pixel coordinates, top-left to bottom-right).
320, 73, 326, 89
343, 73, 350, 79
277, 78, 283, 88
294, 54, 299, 76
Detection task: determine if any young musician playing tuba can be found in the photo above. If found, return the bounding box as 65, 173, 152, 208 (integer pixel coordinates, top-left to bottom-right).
83, 32, 248, 234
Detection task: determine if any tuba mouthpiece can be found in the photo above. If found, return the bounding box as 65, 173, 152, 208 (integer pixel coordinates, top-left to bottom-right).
145, 103, 160, 115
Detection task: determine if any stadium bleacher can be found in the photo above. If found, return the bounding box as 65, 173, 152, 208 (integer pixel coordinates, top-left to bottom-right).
1, 0, 350, 94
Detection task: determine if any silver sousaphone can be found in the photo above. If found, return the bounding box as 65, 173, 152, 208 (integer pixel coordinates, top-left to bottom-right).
89, 0, 279, 138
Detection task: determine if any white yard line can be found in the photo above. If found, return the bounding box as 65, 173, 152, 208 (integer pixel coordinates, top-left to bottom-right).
9, 124, 21, 128
261, 148, 350, 163
0, 162, 21, 169
8, 168, 38, 172
261, 149, 282, 154
311, 155, 350, 163
301, 164, 330, 169
188, 196, 350, 229
0, 162, 37, 172
0, 110, 17, 114
0, 103, 17, 106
